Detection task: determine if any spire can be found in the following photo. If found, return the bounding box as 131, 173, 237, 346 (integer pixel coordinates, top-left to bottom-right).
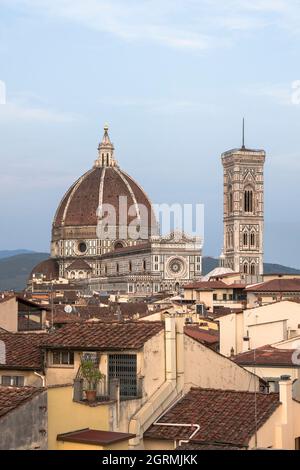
241, 117, 245, 150
94, 123, 118, 168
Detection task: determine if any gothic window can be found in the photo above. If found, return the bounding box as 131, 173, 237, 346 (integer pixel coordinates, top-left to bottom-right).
116, 263, 119, 274
129, 261, 132, 272
228, 185, 233, 214
250, 263, 256, 275
143, 259, 147, 271
250, 233, 255, 247
243, 232, 248, 246
243, 263, 248, 274
244, 188, 253, 213
106, 153, 109, 166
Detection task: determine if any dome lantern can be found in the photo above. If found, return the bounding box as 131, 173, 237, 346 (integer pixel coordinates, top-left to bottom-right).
94, 124, 118, 168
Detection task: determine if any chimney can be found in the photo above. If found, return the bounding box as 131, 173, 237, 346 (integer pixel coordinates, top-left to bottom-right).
278, 376, 294, 449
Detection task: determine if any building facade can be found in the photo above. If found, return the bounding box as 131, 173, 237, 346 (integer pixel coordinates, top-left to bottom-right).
221, 146, 266, 275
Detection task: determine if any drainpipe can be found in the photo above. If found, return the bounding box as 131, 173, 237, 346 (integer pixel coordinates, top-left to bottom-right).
34, 371, 46, 387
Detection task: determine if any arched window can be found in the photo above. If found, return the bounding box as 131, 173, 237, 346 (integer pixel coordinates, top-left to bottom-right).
250, 264, 256, 275
243, 263, 248, 274
129, 261, 132, 272
228, 185, 233, 213
106, 153, 109, 166
244, 188, 253, 213
116, 263, 119, 274
243, 232, 248, 246
143, 259, 147, 271
250, 233, 255, 247
114, 242, 123, 250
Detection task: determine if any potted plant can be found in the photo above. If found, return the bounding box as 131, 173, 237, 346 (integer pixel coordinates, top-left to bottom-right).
80, 357, 103, 403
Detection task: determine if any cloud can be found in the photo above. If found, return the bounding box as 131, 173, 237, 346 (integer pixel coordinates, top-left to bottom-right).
0, 89, 81, 123
242, 83, 298, 106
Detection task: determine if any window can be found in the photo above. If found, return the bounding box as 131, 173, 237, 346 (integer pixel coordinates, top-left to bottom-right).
223, 293, 227, 301
116, 263, 119, 274
250, 233, 255, 247
244, 189, 253, 213
108, 354, 138, 398
129, 261, 132, 272
51, 351, 74, 366
250, 264, 256, 275
213, 294, 217, 301
243, 263, 248, 274
243, 232, 248, 246
143, 259, 147, 271
1, 375, 24, 387
228, 186, 233, 213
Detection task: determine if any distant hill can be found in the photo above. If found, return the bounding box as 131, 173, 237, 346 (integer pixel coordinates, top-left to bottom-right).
0, 249, 35, 260
0, 252, 299, 292
202, 257, 300, 276
0, 253, 49, 291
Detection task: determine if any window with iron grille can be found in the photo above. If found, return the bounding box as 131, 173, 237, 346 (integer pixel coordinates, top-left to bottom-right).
108, 354, 137, 398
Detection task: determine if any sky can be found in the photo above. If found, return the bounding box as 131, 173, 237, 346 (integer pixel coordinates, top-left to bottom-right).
0, 0, 300, 267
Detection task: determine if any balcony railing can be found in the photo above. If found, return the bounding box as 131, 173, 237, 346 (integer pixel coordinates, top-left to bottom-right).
73, 375, 144, 404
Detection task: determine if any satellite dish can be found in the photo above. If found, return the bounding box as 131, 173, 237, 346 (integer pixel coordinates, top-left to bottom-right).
64, 305, 73, 314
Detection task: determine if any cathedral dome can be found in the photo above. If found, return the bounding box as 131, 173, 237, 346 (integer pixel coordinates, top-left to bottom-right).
53, 166, 154, 229
52, 126, 157, 246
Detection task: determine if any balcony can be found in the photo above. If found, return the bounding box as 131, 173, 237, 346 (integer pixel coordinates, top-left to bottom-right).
73, 375, 144, 405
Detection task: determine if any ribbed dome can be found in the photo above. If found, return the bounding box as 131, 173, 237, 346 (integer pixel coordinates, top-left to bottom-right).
52, 126, 156, 237
53, 166, 155, 229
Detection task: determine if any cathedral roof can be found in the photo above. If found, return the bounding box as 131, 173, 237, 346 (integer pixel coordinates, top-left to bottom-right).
52, 125, 156, 230
30, 258, 59, 281
65, 260, 92, 271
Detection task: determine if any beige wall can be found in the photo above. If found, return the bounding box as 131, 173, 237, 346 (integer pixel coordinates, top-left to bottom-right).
47, 385, 112, 450
184, 335, 259, 392
0, 297, 18, 332
0, 370, 43, 387
56, 440, 130, 450
219, 301, 300, 357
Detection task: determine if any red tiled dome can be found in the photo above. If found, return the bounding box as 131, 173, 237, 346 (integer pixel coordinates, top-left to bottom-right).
52, 166, 155, 229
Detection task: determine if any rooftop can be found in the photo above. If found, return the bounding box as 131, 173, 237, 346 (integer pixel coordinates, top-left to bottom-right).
246, 278, 300, 293
184, 326, 219, 348
57, 428, 135, 446
144, 387, 280, 447
233, 345, 298, 367
0, 386, 44, 418
42, 320, 164, 350
0, 330, 46, 370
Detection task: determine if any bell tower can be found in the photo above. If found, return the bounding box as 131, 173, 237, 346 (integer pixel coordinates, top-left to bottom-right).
221, 125, 266, 275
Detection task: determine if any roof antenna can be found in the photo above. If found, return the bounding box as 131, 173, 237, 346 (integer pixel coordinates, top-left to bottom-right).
242, 117, 245, 150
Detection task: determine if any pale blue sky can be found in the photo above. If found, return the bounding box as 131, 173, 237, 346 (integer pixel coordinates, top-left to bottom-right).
0, 0, 300, 266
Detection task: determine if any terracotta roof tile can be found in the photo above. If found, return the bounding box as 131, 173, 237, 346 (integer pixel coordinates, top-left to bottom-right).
0, 330, 46, 370
144, 387, 280, 447
233, 345, 298, 367
42, 321, 164, 350
184, 326, 219, 347
184, 281, 229, 291
246, 278, 300, 293
0, 386, 44, 418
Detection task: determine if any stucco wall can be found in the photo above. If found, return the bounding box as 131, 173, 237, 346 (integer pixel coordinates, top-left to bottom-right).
0, 297, 18, 332
0, 390, 47, 450
47, 385, 112, 450
184, 335, 259, 392
0, 370, 43, 387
